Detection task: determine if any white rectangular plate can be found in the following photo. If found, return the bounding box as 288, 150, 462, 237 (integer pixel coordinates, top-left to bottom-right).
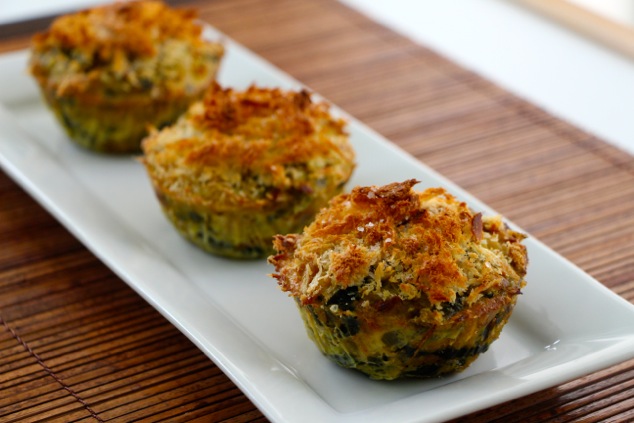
2, 27, 634, 423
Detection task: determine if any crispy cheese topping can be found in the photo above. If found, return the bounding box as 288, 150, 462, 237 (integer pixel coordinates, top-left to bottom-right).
142, 84, 355, 211
29, 1, 224, 98
270, 180, 528, 321
31, 1, 203, 59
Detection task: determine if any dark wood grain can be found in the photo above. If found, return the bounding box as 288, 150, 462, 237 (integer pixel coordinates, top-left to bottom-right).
1, 0, 633, 421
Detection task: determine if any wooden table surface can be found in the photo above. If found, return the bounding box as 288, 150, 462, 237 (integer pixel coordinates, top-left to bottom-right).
2, 0, 634, 421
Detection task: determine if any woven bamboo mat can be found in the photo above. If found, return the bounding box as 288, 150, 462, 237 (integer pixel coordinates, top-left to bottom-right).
1, 0, 633, 421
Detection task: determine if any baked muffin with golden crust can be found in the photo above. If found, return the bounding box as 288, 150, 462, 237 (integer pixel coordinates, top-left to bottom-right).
141, 84, 355, 259
269, 179, 528, 380
28, 0, 224, 153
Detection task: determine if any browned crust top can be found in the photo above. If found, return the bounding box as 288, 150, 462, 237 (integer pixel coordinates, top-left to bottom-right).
269, 180, 528, 314
183, 84, 347, 167
31, 1, 203, 59
142, 84, 354, 210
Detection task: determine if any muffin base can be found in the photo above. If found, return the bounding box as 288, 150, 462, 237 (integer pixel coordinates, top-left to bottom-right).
297, 295, 518, 380
41, 89, 207, 154
155, 190, 337, 259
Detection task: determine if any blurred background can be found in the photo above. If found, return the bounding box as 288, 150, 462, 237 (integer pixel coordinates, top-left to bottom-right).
3, 0, 633, 156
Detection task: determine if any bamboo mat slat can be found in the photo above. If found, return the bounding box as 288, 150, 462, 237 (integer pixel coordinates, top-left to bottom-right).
1, 0, 634, 421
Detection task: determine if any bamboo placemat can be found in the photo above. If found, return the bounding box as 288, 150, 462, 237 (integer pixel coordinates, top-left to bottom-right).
1, 0, 633, 421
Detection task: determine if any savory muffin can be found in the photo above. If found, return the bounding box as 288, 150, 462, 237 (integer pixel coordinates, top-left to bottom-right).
28, 0, 224, 153
269, 179, 528, 380
141, 84, 355, 259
